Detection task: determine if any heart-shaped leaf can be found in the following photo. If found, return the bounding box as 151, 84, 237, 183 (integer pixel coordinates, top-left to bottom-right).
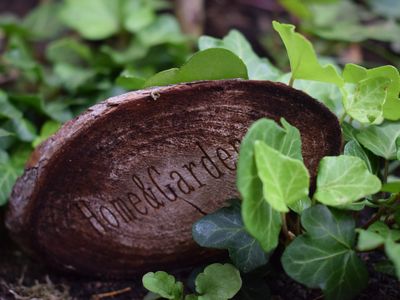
282, 205, 368, 300
356, 122, 400, 160
192, 201, 269, 273
237, 118, 302, 252
272, 21, 343, 86
254, 141, 310, 212
315, 155, 381, 206
144, 48, 248, 88
198, 30, 281, 80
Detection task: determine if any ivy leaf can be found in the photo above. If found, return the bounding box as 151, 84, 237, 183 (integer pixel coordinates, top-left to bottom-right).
272, 21, 343, 86
381, 181, 400, 193
357, 221, 389, 251
0, 128, 13, 138
385, 239, 400, 280
143, 48, 248, 88
237, 118, 302, 252
22, 2, 64, 41
198, 30, 281, 80
123, 0, 156, 33
397, 137, 400, 160
356, 121, 400, 160
192, 201, 269, 273
60, 0, 120, 40
282, 205, 368, 300
254, 141, 310, 212
32, 121, 61, 148
357, 222, 400, 279
142, 271, 183, 300
342, 64, 400, 123
344, 140, 378, 174
0, 145, 31, 205
195, 263, 242, 300
315, 155, 381, 206
137, 15, 185, 47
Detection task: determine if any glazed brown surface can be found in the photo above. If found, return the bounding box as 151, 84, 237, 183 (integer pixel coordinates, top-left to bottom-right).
5, 80, 341, 277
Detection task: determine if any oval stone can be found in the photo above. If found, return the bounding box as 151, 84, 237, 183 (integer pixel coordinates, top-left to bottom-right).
6, 80, 341, 277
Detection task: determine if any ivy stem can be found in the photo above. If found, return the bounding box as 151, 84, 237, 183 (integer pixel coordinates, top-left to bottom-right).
288, 76, 295, 87
383, 159, 389, 184
281, 213, 295, 243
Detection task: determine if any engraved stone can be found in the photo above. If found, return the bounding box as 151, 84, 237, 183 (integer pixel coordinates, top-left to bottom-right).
5, 80, 342, 277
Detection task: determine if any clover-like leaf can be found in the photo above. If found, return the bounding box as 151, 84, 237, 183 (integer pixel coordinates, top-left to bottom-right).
192, 201, 269, 273
198, 30, 281, 80
143, 48, 248, 88
195, 263, 242, 300
272, 21, 343, 86
142, 271, 183, 300
282, 205, 368, 300
356, 121, 400, 160
254, 141, 310, 212
315, 156, 381, 206
237, 118, 302, 252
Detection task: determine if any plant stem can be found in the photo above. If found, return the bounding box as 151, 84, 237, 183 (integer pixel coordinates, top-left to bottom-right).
362, 206, 386, 229
383, 159, 389, 184
281, 213, 295, 243
288, 76, 295, 87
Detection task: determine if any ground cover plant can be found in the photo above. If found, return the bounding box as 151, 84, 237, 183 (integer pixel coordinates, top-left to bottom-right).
1, 1, 400, 299
139, 22, 400, 300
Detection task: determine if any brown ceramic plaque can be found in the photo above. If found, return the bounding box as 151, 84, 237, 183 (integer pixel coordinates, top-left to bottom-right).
6, 80, 341, 277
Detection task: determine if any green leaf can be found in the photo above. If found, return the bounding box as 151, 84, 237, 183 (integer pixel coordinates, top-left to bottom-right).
142, 271, 183, 300
381, 181, 400, 193
54, 63, 96, 91
143, 48, 248, 88
198, 30, 281, 80
254, 141, 310, 212
342, 64, 400, 123
195, 263, 242, 300
22, 2, 64, 40
116, 69, 146, 90
344, 140, 378, 174
32, 121, 61, 148
237, 118, 303, 252
282, 205, 368, 300
123, 0, 156, 33
385, 239, 400, 280
137, 15, 185, 47
356, 121, 400, 160
192, 201, 269, 273
397, 137, 400, 160
0, 128, 12, 138
288, 196, 312, 214
357, 221, 389, 251
367, 0, 400, 19
60, 0, 120, 40
0, 145, 31, 205
341, 77, 390, 124
272, 21, 343, 86
315, 155, 381, 206
0, 90, 22, 120
46, 38, 92, 65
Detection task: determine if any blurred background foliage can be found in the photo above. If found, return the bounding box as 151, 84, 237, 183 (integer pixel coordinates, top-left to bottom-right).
0, 0, 400, 205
